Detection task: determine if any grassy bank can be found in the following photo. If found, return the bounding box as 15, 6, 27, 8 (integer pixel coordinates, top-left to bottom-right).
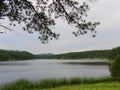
0, 77, 116, 90
45, 82, 120, 90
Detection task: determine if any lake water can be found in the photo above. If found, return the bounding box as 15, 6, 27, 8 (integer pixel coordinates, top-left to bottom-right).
0, 59, 110, 84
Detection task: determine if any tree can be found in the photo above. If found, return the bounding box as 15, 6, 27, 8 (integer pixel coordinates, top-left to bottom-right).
109, 47, 120, 60
0, 0, 99, 43
110, 55, 120, 82
108, 47, 120, 81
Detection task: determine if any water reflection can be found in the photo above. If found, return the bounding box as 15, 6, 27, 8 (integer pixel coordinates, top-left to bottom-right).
62, 62, 108, 65
0, 61, 31, 66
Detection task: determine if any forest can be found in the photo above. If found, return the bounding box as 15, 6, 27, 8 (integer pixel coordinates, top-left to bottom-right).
0, 49, 35, 61
1, 47, 120, 61
35, 50, 110, 59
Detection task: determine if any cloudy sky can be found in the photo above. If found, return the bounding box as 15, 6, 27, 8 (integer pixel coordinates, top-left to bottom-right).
0, 0, 120, 54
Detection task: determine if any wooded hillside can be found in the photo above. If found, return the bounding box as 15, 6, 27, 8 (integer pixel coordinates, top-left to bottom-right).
36, 50, 110, 59
0, 49, 35, 61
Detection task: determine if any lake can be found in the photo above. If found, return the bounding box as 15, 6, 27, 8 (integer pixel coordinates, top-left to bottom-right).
0, 59, 110, 84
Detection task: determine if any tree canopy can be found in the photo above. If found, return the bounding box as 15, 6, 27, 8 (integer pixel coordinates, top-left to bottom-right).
109, 47, 120, 60
0, 0, 99, 43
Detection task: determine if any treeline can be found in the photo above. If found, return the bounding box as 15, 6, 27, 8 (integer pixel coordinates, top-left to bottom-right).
0, 49, 35, 61
109, 47, 120, 60
36, 50, 110, 59
1, 47, 119, 61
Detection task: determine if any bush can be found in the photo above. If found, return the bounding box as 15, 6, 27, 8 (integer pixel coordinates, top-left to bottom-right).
110, 55, 120, 81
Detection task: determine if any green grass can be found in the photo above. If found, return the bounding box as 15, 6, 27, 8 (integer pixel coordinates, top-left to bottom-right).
44, 82, 120, 90
0, 77, 117, 90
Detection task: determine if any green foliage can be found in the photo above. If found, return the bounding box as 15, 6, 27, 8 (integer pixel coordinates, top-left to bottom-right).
0, 77, 114, 90
0, 79, 32, 90
109, 47, 120, 60
36, 50, 110, 59
0, 49, 35, 61
110, 55, 120, 81
108, 47, 120, 81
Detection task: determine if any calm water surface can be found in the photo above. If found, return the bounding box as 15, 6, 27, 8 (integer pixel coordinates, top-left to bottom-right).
0, 59, 110, 84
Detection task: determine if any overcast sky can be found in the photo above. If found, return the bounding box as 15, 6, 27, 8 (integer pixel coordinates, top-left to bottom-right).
0, 0, 120, 54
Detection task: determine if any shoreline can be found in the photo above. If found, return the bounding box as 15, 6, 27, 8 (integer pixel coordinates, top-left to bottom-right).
0, 77, 115, 90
